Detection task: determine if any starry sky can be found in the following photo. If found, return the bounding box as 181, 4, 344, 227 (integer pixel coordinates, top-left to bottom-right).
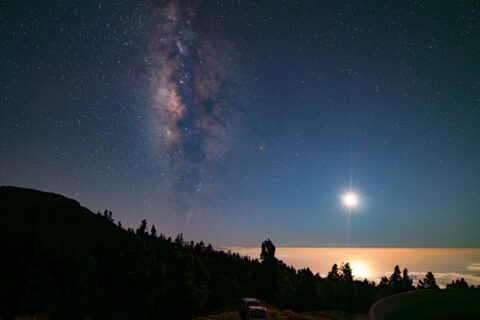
1, 0, 479, 247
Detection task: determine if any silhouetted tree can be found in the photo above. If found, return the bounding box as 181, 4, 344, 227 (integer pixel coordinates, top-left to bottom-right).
340, 262, 353, 281
295, 268, 318, 310
417, 271, 439, 290
260, 238, 276, 262
390, 265, 402, 284
136, 219, 147, 235
151, 225, 157, 237
118, 220, 122, 228
259, 239, 278, 303
379, 276, 389, 287
401, 268, 414, 290
446, 278, 469, 289
195, 241, 205, 252
385, 266, 413, 293
175, 233, 184, 246
327, 264, 340, 280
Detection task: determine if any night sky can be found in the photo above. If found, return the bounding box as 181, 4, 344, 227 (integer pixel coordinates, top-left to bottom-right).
1, 1, 479, 247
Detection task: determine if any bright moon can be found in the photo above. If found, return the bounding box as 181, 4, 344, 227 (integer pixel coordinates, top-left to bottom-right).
342, 192, 358, 208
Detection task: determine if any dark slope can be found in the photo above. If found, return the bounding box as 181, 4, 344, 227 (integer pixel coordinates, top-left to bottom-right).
0, 186, 159, 319
0, 186, 128, 248
0, 186, 260, 320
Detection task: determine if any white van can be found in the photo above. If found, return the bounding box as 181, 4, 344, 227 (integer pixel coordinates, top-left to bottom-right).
247, 306, 268, 320
239, 298, 260, 319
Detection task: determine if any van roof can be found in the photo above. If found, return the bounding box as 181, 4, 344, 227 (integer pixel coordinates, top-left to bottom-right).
249, 306, 266, 311
242, 298, 260, 302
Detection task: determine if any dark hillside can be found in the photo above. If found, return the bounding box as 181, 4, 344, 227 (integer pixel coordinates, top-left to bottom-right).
0, 187, 158, 319
0, 186, 260, 319
0, 186, 129, 247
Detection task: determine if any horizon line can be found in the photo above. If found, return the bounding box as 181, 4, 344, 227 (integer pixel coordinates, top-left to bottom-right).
219, 246, 480, 249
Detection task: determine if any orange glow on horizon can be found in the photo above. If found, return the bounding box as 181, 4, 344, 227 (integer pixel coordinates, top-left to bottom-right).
350, 260, 370, 279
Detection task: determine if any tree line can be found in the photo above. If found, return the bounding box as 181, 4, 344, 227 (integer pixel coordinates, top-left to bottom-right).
94, 212, 474, 316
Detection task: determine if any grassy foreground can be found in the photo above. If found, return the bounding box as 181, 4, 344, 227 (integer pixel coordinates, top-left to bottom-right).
1, 310, 366, 320
194, 306, 368, 320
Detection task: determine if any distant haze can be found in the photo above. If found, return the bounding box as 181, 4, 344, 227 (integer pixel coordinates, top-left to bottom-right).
225, 247, 480, 288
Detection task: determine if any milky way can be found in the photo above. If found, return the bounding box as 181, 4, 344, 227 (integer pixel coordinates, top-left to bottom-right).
140, 1, 239, 206
2, 0, 479, 246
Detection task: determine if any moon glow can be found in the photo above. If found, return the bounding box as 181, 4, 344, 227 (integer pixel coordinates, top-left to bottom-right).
342, 192, 358, 208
